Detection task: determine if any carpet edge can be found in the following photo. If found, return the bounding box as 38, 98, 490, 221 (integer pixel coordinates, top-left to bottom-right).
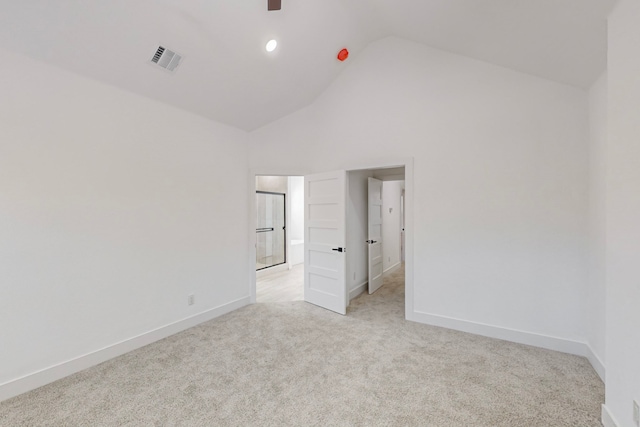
0, 296, 251, 403
410, 310, 590, 358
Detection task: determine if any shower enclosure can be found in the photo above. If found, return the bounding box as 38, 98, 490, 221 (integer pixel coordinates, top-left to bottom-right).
256, 191, 286, 271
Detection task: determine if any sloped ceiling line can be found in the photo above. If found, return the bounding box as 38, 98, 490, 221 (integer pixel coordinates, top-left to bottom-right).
0, 0, 616, 130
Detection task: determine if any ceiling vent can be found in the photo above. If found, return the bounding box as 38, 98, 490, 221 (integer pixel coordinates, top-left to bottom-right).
150, 46, 182, 72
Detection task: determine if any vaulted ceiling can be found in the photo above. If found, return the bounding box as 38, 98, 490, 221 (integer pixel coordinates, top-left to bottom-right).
0, 0, 616, 130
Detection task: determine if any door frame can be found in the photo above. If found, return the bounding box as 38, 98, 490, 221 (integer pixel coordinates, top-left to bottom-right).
248, 158, 414, 320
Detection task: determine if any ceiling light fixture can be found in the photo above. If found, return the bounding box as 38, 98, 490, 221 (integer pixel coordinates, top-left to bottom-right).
266, 40, 278, 52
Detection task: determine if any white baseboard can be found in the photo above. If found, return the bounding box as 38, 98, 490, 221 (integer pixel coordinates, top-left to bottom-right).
601, 404, 619, 427
585, 344, 606, 382
383, 262, 402, 275
409, 308, 607, 384
0, 296, 250, 403
349, 281, 368, 301
349, 263, 401, 301
411, 310, 589, 359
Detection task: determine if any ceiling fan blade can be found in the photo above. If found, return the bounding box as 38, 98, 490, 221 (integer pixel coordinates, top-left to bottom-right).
268, 0, 281, 11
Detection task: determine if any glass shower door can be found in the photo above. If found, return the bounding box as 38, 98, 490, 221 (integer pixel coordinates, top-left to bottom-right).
256, 191, 286, 270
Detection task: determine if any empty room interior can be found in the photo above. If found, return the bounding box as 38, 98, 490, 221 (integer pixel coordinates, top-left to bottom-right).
1, 1, 639, 426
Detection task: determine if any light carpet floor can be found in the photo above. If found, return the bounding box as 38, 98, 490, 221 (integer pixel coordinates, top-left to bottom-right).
0, 268, 604, 426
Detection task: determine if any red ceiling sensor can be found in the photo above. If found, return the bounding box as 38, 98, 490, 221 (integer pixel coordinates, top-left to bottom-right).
337, 48, 349, 62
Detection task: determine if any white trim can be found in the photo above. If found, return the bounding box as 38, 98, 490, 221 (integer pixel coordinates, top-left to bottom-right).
383, 261, 402, 275
601, 404, 619, 427
0, 296, 250, 403
411, 310, 589, 357
286, 177, 293, 271
585, 344, 606, 382
249, 169, 258, 304
411, 310, 609, 385
349, 281, 368, 301
404, 160, 414, 321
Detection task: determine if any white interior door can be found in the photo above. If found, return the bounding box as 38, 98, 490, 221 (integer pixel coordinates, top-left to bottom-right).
304, 170, 347, 315
368, 177, 384, 294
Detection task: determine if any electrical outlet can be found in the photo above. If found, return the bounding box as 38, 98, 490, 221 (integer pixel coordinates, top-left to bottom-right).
188, 294, 195, 306
633, 400, 639, 426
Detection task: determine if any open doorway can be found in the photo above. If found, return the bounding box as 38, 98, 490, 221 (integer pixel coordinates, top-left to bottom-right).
254, 175, 305, 303
345, 167, 406, 315
249, 159, 413, 319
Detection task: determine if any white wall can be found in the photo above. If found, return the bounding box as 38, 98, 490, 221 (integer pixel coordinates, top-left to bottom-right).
603, 1, 640, 425
0, 48, 250, 399
587, 72, 607, 381
382, 180, 404, 272
249, 37, 590, 353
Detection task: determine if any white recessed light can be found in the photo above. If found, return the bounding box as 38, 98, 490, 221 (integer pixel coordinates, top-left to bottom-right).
266, 39, 277, 52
